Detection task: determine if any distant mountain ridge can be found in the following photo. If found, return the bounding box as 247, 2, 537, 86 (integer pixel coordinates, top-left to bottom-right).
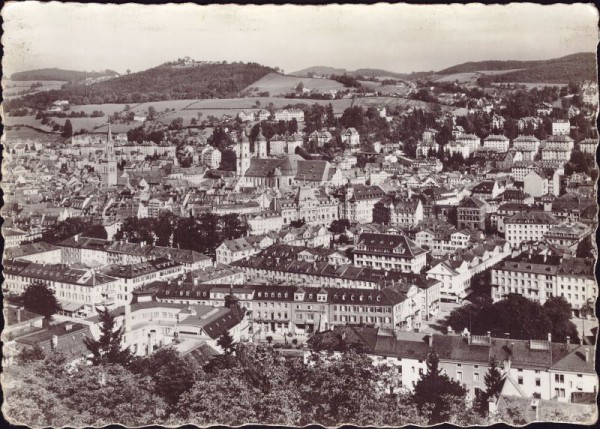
291, 66, 430, 81
293, 52, 596, 84
437, 52, 597, 83
10, 68, 119, 82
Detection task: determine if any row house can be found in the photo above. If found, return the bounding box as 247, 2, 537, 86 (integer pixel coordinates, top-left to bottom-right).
231, 252, 440, 307
492, 253, 596, 314
153, 280, 437, 335
277, 187, 339, 225
57, 236, 213, 271
3, 260, 118, 315
353, 233, 427, 274
349, 327, 597, 403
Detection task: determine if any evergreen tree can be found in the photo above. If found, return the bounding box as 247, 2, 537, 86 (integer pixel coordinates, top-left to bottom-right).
475, 356, 504, 414
62, 119, 73, 138
412, 351, 467, 424
84, 307, 132, 366
216, 332, 235, 355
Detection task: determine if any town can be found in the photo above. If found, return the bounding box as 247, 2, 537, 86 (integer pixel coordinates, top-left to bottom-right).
1, 3, 599, 428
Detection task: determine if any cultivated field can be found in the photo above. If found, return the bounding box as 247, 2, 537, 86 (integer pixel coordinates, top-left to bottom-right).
2, 79, 68, 99
70, 103, 131, 116
245, 72, 346, 96
3, 126, 60, 141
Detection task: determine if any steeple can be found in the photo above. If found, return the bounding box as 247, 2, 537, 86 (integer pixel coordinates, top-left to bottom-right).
107, 120, 113, 142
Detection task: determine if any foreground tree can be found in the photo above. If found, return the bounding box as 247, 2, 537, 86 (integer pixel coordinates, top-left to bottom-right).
20, 281, 61, 321
412, 351, 467, 424
130, 347, 197, 411
84, 307, 132, 366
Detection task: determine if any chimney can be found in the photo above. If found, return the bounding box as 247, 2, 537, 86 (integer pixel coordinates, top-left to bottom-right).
16, 308, 22, 323
504, 332, 509, 339
51, 335, 58, 351
548, 333, 552, 343
566, 336, 570, 344
584, 348, 590, 363
65, 323, 73, 332
428, 334, 433, 348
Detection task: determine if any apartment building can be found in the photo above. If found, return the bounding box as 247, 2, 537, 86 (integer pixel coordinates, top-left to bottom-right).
492, 254, 596, 314
504, 212, 561, 248
353, 233, 427, 274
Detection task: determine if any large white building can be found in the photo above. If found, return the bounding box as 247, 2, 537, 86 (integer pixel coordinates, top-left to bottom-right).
504, 212, 561, 248
552, 119, 571, 136
492, 254, 596, 313
353, 233, 427, 274
483, 134, 510, 152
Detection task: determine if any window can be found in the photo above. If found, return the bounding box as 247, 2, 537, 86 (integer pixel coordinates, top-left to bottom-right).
555, 374, 564, 383
457, 371, 463, 381
518, 377, 523, 385
474, 373, 480, 382
535, 378, 541, 387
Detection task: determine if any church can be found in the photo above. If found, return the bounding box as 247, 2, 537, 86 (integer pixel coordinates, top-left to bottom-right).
234, 131, 343, 190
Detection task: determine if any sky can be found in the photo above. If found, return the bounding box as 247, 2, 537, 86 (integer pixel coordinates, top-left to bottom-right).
2, 2, 599, 76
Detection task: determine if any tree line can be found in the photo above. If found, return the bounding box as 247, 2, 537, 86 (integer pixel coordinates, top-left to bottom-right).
114, 212, 250, 257
5, 305, 531, 427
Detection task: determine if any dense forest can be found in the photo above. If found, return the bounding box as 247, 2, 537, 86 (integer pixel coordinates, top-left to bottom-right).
10, 68, 118, 82
5, 62, 275, 112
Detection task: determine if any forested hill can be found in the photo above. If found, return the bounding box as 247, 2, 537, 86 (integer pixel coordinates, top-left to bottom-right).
6, 62, 276, 109
437, 52, 597, 83
10, 68, 119, 82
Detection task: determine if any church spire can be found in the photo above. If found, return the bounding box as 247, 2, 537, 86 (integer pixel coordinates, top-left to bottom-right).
107, 119, 113, 142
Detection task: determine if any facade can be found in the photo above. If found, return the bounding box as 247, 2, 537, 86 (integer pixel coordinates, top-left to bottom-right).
343, 128, 360, 147
274, 108, 305, 122
483, 135, 510, 152
552, 120, 571, 136
504, 212, 561, 248
338, 183, 387, 223
201, 147, 221, 169
578, 139, 597, 155
353, 233, 428, 274
492, 254, 596, 313
457, 197, 489, 230
373, 196, 424, 227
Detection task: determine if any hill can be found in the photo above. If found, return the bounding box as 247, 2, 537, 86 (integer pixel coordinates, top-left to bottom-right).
292, 66, 431, 81
11, 68, 119, 83
437, 52, 596, 83
246, 72, 346, 96
5, 62, 276, 111
290, 66, 348, 77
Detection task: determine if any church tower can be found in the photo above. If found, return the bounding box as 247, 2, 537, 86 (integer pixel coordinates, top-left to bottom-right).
236, 133, 251, 177
99, 121, 118, 187
255, 130, 268, 158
